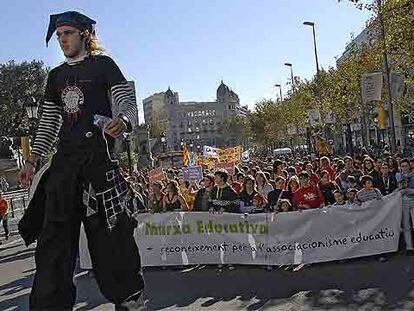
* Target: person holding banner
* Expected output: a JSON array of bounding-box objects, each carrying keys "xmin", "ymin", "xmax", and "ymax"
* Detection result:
[
  {"xmin": 163, "ymin": 180, "xmax": 188, "ymax": 212},
  {"xmin": 209, "ymin": 169, "xmax": 239, "ymax": 212},
  {"xmin": 239, "ymin": 175, "xmax": 258, "ymax": 213},
  {"xmin": 148, "ymin": 181, "xmax": 165, "ymax": 213},
  {"xmin": 194, "ymin": 174, "xmax": 214, "ymax": 212},
  {"xmin": 293, "ymin": 172, "xmax": 324, "ymax": 209}
]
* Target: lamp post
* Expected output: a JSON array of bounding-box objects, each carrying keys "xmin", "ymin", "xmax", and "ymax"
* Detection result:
[
  {"xmin": 284, "ymin": 63, "xmax": 295, "ymax": 93},
  {"xmin": 22, "ymin": 97, "xmax": 39, "ymax": 163},
  {"xmin": 303, "ymin": 21, "xmax": 320, "ymax": 75},
  {"xmin": 147, "ymin": 125, "xmax": 154, "ymax": 168},
  {"xmin": 160, "ymin": 132, "xmax": 166, "ymax": 153},
  {"xmin": 274, "ymin": 84, "xmax": 283, "ymax": 102}
]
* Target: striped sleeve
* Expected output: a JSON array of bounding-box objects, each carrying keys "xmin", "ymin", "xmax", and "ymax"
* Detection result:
[
  {"xmin": 110, "ymin": 82, "xmax": 138, "ymax": 129},
  {"xmin": 32, "ymin": 101, "xmax": 62, "ymax": 157}
]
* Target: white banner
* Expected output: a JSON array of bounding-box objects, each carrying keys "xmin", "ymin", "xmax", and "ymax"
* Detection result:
[
  {"xmin": 80, "ymin": 193, "xmax": 402, "ymax": 268},
  {"xmin": 202, "ymin": 145, "xmax": 219, "ymax": 158},
  {"xmin": 361, "ymin": 72, "xmax": 383, "ymax": 102}
]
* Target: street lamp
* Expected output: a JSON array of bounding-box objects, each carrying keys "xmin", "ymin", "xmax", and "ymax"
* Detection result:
[
  {"xmin": 274, "ymin": 84, "xmax": 283, "ymax": 102},
  {"xmin": 25, "ymin": 97, "xmax": 39, "ymax": 119},
  {"xmin": 284, "ymin": 63, "xmax": 295, "ymax": 93},
  {"xmin": 303, "ymin": 21, "xmax": 320, "ymax": 75},
  {"xmin": 160, "ymin": 132, "xmax": 166, "ymax": 153}
]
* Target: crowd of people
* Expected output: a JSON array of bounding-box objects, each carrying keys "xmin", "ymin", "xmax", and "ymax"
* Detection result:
[{"xmin": 121, "ymin": 151, "xmax": 414, "ymax": 217}]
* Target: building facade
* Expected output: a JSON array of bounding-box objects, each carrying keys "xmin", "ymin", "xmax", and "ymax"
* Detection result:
[{"xmin": 160, "ymin": 81, "xmax": 248, "ymax": 150}]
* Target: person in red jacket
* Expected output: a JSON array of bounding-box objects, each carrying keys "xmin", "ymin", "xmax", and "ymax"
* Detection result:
[
  {"xmin": 0, "ymin": 191, "xmax": 9, "ymax": 241},
  {"xmin": 293, "ymin": 172, "xmax": 324, "ymax": 210}
]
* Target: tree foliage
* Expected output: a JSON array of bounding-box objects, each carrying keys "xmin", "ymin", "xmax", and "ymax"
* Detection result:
[
  {"xmin": 0, "ymin": 60, "xmax": 48, "ymax": 138},
  {"xmin": 246, "ymin": 0, "xmax": 413, "ymax": 148}
]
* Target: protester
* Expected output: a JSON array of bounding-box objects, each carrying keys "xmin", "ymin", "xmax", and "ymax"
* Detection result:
[
  {"xmin": 375, "ymin": 162, "xmax": 398, "ymax": 195},
  {"xmin": 342, "ymin": 156, "xmax": 364, "ymax": 182},
  {"xmin": 396, "ymin": 158, "xmax": 414, "ymax": 250},
  {"xmin": 285, "ymin": 176, "xmax": 300, "ymax": 204},
  {"xmin": 180, "ymin": 180, "xmax": 197, "ymax": 211},
  {"xmin": 194, "ymin": 174, "xmax": 214, "ymax": 212},
  {"xmin": 332, "ymin": 190, "xmax": 351, "ymax": 208},
  {"xmin": 356, "ymin": 175, "xmax": 382, "ymax": 203},
  {"xmin": 346, "ymin": 188, "xmax": 358, "ymax": 204},
  {"xmin": 293, "ymin": 172, "xmax": 324, "ymax": 210},
  {"xmin": 209, "ymin": 169, "xmax": 239, "ymax": 212},
  {"xmin": 255, "ymin": 171, "xmax": 273, "ymax": 198},
  {"xmin": 275, "ymin": 199, "xmax": 293, "ymax": 213},
  {"xmin": 0, "ymin": 192, "xmax": 9, "ymax": 241},
  {"xmin": 319, "ymin": 156, "xmax": 335, "ymax": 180},
  {"xmin": 318, "ymin": 170, "xmax": 338, "ymax": 205},
  {"xmin": 251, "ymin": 193, "xmax": 267, "ymax": 213},
  {"xmin": 304, "ymin": 162, "xmax": 320, "ymax": 185},
  {"xmin": 239, "ymin": 175, "xmax": 258, "ymax": 213},
  {"xmin": 148, "ymin": 181, "xmax": 164, "ymax": 213},
  {"xmin": 267, "ymin": 176, "xmax": 288, "ymax": 211},
  {"xmin": 163, "ymin": 180, "xmax": 189, "ymax": 212}
]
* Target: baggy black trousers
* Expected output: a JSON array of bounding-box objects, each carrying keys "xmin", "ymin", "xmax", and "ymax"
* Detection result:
[{"xmin": 29, "ymin": 140, "xmax": 144, "ymax": 310}]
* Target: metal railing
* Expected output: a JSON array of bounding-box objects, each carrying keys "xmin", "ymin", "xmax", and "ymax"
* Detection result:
[{"xmin": 2, "ymin": 189, "xmax": 29, "ymax": 219}]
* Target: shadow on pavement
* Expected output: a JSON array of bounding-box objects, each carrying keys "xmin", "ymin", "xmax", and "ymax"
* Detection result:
[
  {"xmin": 0, "ymin": 272, "xmax": 34, "ymax": 311},
  {"xmin": 141, "ymin": 254, "xmax": 414, "ymax": 310}
]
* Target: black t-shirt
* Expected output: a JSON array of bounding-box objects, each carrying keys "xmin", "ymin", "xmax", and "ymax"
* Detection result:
[{"xmin": 44, "ymin": 55, "xmax": 126, "ymax": 144}]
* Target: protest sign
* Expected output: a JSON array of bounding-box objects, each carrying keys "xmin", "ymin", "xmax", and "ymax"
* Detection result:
[
  {"xmin": 215, "ymin": 162, "xmax": 235, "ymax": 175},
  {"xmin": 148, "ymin": 166, "xmax": 164, "ymax": 184},
  {"xmin": 182, "ymin": 166, "xmax": 203, "ymax": 181}
]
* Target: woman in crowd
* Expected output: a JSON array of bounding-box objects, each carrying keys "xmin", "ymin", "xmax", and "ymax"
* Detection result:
[
  {"xmin": 255, "ymin": 171, "xmax": 274, "ymax": 198},
  {"xmin": 163, "ymin": 180, "xmax": 189, "ymax": 212},
  {"xmin": 320, "ymin": 157, "xmax": 335, "ymax": 180},
  {"xmin": 284, "ymin": 176, "xmax": 300, "ymax": 204},
  {"xmin": 148, "ymin": 181, "xmax": 165, "ymax": 213},
  {"xmin": 362, "ymin": 157, "xmax": 375, "ymax": 175},
  {"xmin": 272, "ymin": 160, "xmax": 285, "ymax": 179},
  {"xmin": 275, "ymin": 198, "xmax": 293, "ymax": 213},
  {"xmin": 318, "ymin": 170, "xmax": 338, "ymax": 206},
  {"xmin": 267, "ymin": 176, "xmax": 288, "ymax": 211},
  {"xmin": 239, "ymin": 175, "xmax": 258, "ymax": 213},
  {"xmin": 179, "ymin": 180, "xmax": 198, "ymax": 211}
]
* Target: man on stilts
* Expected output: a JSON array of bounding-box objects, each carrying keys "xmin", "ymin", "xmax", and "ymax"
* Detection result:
[{"xmin": 19, "ymin": 11, "xmax": 145, "ymax": 310}]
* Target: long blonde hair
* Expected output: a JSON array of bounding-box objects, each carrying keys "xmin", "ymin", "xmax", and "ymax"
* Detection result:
[{"xmin": 87, "ymin": 35, "xmax": 105, "ymax": 56}]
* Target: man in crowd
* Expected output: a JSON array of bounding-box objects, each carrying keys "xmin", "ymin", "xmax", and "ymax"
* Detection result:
[
  {"xmin": 375, "ymin": 162, "xmax": 398, "ymax": 195},
  {"xmin": 0, "ymin": 191, "xmax": 9, "ymax": 242},
  {"xmin": 209, "ymin": 169, "xmax": 239, "ymax": 212},
  {"xmin": 194, "ymin": 174, "xmax": 215, "ymax": 211},
  {"xmin": 341, "ymin": 156, "xmax": 363, "ymax": 183},
  {"xmin": 293, "ymin": 171, "xmax": 324, "ymax": 209}
]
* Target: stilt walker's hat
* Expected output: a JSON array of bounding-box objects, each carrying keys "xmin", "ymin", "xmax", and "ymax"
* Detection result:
[{"xmin": 46, "ymin": 11, "xmax": 96, "ymax": 46}]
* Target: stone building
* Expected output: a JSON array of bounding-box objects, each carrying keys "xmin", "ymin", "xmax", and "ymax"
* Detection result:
[{"xmin": 165, "ymin": 81, "xmax": 249, "ymax": 150}]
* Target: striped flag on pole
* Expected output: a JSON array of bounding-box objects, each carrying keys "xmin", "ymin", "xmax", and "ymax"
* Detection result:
[{"xmin": 183, "ymin": 143, "xmax": 190, "ymax": 166}]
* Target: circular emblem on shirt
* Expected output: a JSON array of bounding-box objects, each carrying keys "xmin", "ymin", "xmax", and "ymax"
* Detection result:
[{"xmin": 61, "ymin": 85, "xmax": 84, "ymax": 114}]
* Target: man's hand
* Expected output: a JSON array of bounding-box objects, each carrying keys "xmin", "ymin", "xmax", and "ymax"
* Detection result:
[
  {"xmin": 105, "ymin": 117, "xmax": 126, "ymax": 138},
  {"xmin": 20, "ymin": 162, "xmax": 36, "ymax": 189}
]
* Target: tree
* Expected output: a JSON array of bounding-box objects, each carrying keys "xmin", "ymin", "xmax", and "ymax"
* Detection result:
[
  {"xmin": 220, "ymin": 115, "xmax": 251, "ymax": 146},
  {"xmin": 0, "ymin": 60, "xmax": 48, "ymax": 138}
]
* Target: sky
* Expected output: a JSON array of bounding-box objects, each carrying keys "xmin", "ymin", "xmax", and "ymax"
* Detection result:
[{"xmin": 0, "ymin": 0, "xmax": 373, "ymax": 123}]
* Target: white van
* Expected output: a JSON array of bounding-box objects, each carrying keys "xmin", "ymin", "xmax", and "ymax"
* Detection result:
[{"xmin": 273, "ymin": 148, "xmax": 292, "ymax": 157}]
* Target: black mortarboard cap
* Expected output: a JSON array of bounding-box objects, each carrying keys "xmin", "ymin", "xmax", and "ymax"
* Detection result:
[{"xmin": 46, "ymin": 11, "xmax": 96, "ymax": 46}]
